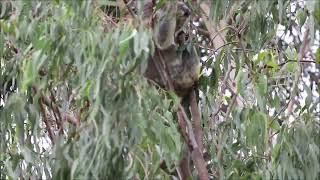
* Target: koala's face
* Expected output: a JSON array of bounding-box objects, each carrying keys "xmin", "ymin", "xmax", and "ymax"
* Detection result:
[
  {"xmin": 175, "ymin": 2, "xmax": 191, "ymax": 35},
  {"xmin": 176, "ymin": 2, "xmax": 191, "ymax": 21}
]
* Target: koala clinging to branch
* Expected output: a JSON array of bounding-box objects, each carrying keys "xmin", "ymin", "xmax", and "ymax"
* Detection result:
[{"xmin": 144, "ymin": 1, "xmax": 200, "ymax": 96}]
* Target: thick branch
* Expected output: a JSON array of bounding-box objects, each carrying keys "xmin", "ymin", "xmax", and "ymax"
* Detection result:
[
  {"xmin": 191, "ymin": 148, "xmax": 209, "ymax": 180},
  {"xmin": 189, "ymin": 89, "xmax": 204, "ymax": 152},
  {"xmin": 177, "ymin": 148, "xmax": 192, "ymax": 180},
  {"xmin": 178, "ymin": 106, "xmax": 209, "ymax": 180}
]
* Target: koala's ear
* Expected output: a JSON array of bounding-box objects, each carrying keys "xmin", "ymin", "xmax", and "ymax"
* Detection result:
[{"xmin": 177, "ymin": 2, "xmax": 191, "ymax": 17}]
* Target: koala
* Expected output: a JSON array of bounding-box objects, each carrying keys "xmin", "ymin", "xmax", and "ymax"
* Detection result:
[
  {"xmin": 144, "ymin": 1, "xmax": 200, "ymax": 96},
  {"xmin": 153, "ymin": 2, "xmax": 191, "ymax": 49},
  {"xmin": 152, "ymin": 2, "xmax": 177, "ymax": 50}
]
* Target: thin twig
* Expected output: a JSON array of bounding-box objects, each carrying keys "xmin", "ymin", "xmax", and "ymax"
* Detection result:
[
  {"xmin": 237, "ymin": 33, "xmax": 253, "ymax": 73},
  {"xmin": 210, "ymin": 26, "xmax": 237, "ymax": 46},
  {"xmin": 33, "ymin": 86, "xmax": 80, "ymax": 127},
  {"xmin": 49, "ymin": 88, "xmax": 64, "ymax": 135},
  {"xmin": 278, "ymin": 59, "xmax": 316, "ymax": 66},
  {"xmin": 262, "ymin": 60, "xmax": 317, "ymax": 70},
  {"xmin": 213, "ymin": 41, "xmax": 239, "ymax": 54},
  {"xmin": 225, "ymin": 95, "xmax": 237, "ymax": 121},
  {"xmin": 286, "ymin": 27, "xmax": 310, "ymax": 117},
  {"xmin": 211, "ymin": 61, "xmax": 233, "ymax": 122},
  {"xmin": 122, "ymin": 0, "xmax": 137, "ymax": 19}
]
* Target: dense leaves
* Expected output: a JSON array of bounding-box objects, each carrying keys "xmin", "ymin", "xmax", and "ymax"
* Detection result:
[{"xmin": 1, "ymin": 0, "xmax": 319, "ymax": 179}]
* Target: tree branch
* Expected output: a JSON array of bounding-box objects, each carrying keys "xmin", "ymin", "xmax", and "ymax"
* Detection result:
[
  {"xmin": 190, "ymin": 89, "xmax": 204, "ymax": 152},
  {"xmin": 42, "ymin": 95, "xmax": 80, "ymax": 127},
  {"xmin": 49, "ymin": 88, "xmax": 64, "ymax": 135},
  {"xmin": 286, "ymin": 27, "xmax": 310, "ymax": 117},
  {"xmin": 39, "ymin": 97, "xmax": 55, "ymax": 144},
  {"xmin": 177, "ymin": 148, "xmax": 192, "ymax": 180},
  {"xmin": 178, "ymin": 106, "xmax": 210, "ymax": 180},
  {"xmin": 153, "ymin": 49, "xmax": 210, "ymax": 179},
  {"xmin": 33, "ymin": 86, "xmax": 80, "ymax": 127}
]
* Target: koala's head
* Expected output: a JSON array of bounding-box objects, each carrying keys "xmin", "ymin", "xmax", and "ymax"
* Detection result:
[
  {"xmin": 153, "ymin": 1, "xmax": 190, "ymax": 22},
  {"xmin": 176, "ymin": 2, "xmax": 191, "ymax": 18},
  {"xmin": 175, "ymin": 2, "xmax": 191, "ymax": 34}
]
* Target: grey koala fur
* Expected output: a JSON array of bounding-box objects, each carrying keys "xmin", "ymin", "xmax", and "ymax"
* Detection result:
[
  {"xmin": 144, "ymin": 1, "xmax": 200, "ymax": 96},
  {"xmin": 153, "ymin": 2, "xmax": 191, "ymax": 49},
  {"xmin": 152, "ymin": 2, "xmax": 177, "ymax": 50}
]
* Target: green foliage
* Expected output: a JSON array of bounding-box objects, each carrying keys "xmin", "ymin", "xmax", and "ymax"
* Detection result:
[
  {"xmin": 1, "ymin": 1, "xmax": 181, "ymax": 179},
  {"xmin": 1, "ymin": 0, "xmax": 319, "ymax": 179}
]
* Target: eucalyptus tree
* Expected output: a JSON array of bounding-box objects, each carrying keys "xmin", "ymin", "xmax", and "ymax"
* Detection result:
[{"xmin": 0, "ymin": 0, "xmax": 319, "ymax": 179}]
